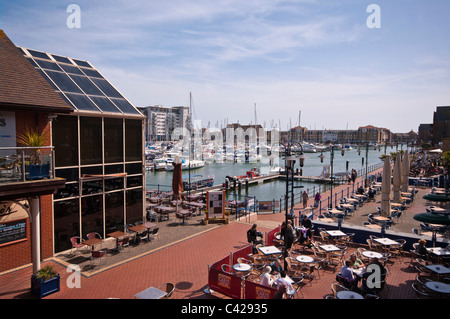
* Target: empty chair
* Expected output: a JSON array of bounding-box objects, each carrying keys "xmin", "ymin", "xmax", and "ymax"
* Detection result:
[
  {"xmin": 411, "ymin": 282, "xmax": 434, "ymax": 299},
  {"xmin": 70, "ymin": 236, "xmax": 85, "ymax": 255},
  {"xmin": 86, "ymin": 232, "xmax": 102, "ymax": 240},
  {"xmin": 150, "ymin": 227, "xmax": 159, "ymax": 241},
  {"xmin": 118, "ymin": 236, "xmax": 130, "ymax": 252},
  {"xmin": 90, "ymin": 250, "xmax": 106, "ymax": 267},
  {"xmin": 158, "ymin": 282, "xmax": 175, "ymax": 299}
]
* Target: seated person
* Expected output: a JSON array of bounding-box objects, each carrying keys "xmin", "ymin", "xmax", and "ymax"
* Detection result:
[
  {"xmin": 338, "ymin": 259, "xmax": 358, "ymax": 290},
  {"xmin": 272, "ymin": 282, "xmax": 286, "ymax": 299},
  {"xmin": 415, "ymin": 239, "xmax": 427, "ymax": 257},
  {"xmin": 247, "ymin": 224, "xmax": 263, "ymax": 245},
  {"xmin": 275, "ymin": 271, "xmax": 294, "ymax": 296},
  {"xmin": 260, "ymin": 266, "xmax": 275, "ymax": 287},
  {"xmin": 269, "ymin": 259, "xmax": 283, "ymax": 275},
  {"xmin": 348, "ymin": 253, "xmax": 365, "ymax": 269}
]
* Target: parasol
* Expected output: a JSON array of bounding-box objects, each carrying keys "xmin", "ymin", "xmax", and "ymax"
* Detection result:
[
  {"xmin": 413, "ymin": 212, "xmax": 450, "ymax": 247},
  {"xmin": 392, "ymin": 153, "xmax": 402, "ymax": 203},
  {"xmin": 381, "ymin": 155, "xmax": 391, "ymax": 217},
  {"xmin": 401, "ymin": 150, "xmax": 410, "ymax": 193},
  {"xmin": 172, "ymin": 156, "xmax": 183, "ymax": 201}
]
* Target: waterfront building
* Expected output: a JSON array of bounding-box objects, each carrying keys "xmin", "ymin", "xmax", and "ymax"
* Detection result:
[
  {"xmin": 139, "ymin": 105, "xmax": 190, "ymax": 141},
  {"xmin": 0, "ymin": 30, "xmax": 145, "ymax": 272}
]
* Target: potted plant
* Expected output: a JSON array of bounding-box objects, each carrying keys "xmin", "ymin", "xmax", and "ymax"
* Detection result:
[
  {"xmin": 16, "ymin": 127, "xmax": 50, "ymax": 179},
  {"xmin": 31, "ymin": 265, "xmax": 60, "ymax": 298}
]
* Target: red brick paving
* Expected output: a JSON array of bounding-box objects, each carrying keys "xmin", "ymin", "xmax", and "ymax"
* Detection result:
[{"xmin": 0, "ymin": 168, "xmax": 422, "ymax": 300}]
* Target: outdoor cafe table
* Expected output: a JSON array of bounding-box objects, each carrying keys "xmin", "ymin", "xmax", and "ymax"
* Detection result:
[
  {"xmin": 424, "ymin": 281, "xmax": 450, "ymax": 297},
  {"xmin": 258, "ymin": 246, "xmax": 282, "ymax": 256},
  {"xmin": 362, "ymin": 251, "xmax": 383, "ymax": 259},
  {"xmin": 233, "ymin": 263, "xmax": 252, "ymax": 272},
  {"xmin": 128, "ymin": 225, "xmax": 148, "ymax": 243},
  {"xmin": 82, "ymin": 237, "xmax": 103, "ymax": 250},
  {"xmin": 424, "ymin": 264, "xmax": 450, "ymax": 280},
  {"xmin": 318, "ymin": 217, "xmax": 334, "ymax": 223},
  {"xmin": 296, "ymin": 255, "xmax": 314, "ymax": 263},
  {"xmin": 373, "ymin": 238, "xmax": 399, "ymax": 246},
  {"xmin": 154, "ymin": 205, "xmax": 175, "ymax": 220},
  {"xmin": 427, "ymin": 247, "xmax": 450, "ymax": 263},
  {"xmin": 134, "ymin": 286, "xmax": 168, "ymax": 299},
  {"xmin": 176, "ymin": 210, "xmax": 192, "ymax": 224},
  {"xmin": 372, "ymin": 216, "xmax": 390, "ymax": 222},
  {"xmin": 107, "ymin": 231, "xmax": 127, "ymax": 250},
  {"xmin": 325, "ymin": 230, "xmax": 347, "ymax": 238},
  {"xmin": 336, "ymin": 290, "xmax": 364, "ymax": 299},
  {"xmin": 319, "ymin": 244, "xmax": 341, "ymax": 263}
]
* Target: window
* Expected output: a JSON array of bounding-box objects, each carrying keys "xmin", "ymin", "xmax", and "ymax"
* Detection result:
[
  {"xmin": 80, "ymin": 117, "xmax": 102, "ymax": 165},
  {"xmin": 104, "ymin": 118, "xmax": 123, "ymax": 163},
  {"xmin": 53, "ymin": 115, "xmax": 78, "ymax": 167},
  {"xmin": 81, "ymin": 195, "xmax": 103, "ymax": 237},
  {"xmin": 54, "ymin": 199, "xmax": 80, "ymax": 253},
  {"xmin": 125, "ymin": 119, "xmax": 142, "ymax": 162}
]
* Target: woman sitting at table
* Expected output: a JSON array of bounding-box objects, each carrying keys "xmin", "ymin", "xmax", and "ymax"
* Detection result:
[
  {"xmin": 339, "ymin": 259, "xmax": 358, "ymax": 290},
  {"xmin": 415, "ymin": 239, "xmax": 428, "ymax": 258},
  {"xmin": 348, "ymin": 253, "xmax": 365, "ymax": 269},
  {"xmin": 260, "ymin": 266, "xmax": 275, "ymax": 287},
  {"xmin": 276, "ymin": 271, "xmax": 295, "ymax": 295}
]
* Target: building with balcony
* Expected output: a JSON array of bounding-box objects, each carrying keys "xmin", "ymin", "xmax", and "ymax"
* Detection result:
[
  {"xmin": 139, "ymin": 105, "xmax": 190, "ymax": 141},
  {"xmin": 0, "ymin": 30, "xmax": 145, "ymax": 272}
]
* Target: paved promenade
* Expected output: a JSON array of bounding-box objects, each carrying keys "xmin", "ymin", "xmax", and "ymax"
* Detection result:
[{"xmin": 0, "ymin": 167, "xmax": 446, "ymax": 301}]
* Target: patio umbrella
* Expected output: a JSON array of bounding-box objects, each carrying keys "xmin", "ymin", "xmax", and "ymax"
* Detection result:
[
  {"xmin": 392, "ymin": 153, "xmax": 402, "ymax": 203},
  {"xmin": 401, "ymin": 150, "xmax": 410, "ymax": 193},
  {"xmin": 381, "ymin": 155, "xmax": 391, "ymax": 217},
  {"xmin": 413, "ymin": 212, "xmax": 450, "ymax": 246},
  {"xmin": 172, "ymin": 156, "xmax": 183, "ymax": 201}
]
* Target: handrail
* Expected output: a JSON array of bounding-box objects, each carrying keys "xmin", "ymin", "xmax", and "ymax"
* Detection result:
[{"xmin": 0, "ymin": 146, "xmax": 55, "ymax": 184}]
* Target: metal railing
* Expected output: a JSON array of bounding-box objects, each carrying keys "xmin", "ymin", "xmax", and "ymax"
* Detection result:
[{"xmin": 0, "ymin": 146, "xmax": 55, "ymax": 184}]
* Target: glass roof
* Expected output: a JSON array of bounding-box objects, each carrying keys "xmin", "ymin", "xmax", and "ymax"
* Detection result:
[{"xmin": 20, "ymin": 47, "xmax": 143, "ymax": 117}]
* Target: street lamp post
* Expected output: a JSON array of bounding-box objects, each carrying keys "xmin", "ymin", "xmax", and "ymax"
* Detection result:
[
  {"xmin": 319, "ymin": 145, "xmax": 344, "ymax": 208},
  {"xmin": 280, "ymin": 141, "xmax": 305, "ymax": 270}
]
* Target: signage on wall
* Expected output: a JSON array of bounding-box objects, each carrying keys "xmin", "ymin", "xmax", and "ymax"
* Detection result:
[{"xmin": 0, "ymin": 201, "xmax": 29, "ymax": 246}]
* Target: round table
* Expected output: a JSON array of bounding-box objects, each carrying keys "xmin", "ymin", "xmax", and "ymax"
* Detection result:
[
  {"xmin": 233, "ymin": 263, "xmax": 252, "ymax": 272},
  {"xmin": 336, "ymin": 291, "xmax": 364, "ymax": 299},
  {"xmin": 362, "ymin": 251, "xmax": 383, "ymax": 259},
  {"xmin": 296, "ymin": 255, "xmax": 314, "ymax": 263},
  {"xmin": 425, "ymin": 281, "xmax": 450, "ymax": 294}
]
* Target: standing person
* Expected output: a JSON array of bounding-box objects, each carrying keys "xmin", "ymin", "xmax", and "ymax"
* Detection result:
[
  {"xmin": 351, "ymin": 169, "xmax": 357, "ymax": 184},
  {"xmin": 302, "ymin": 190, "xmax": 309, "ymax": 208},
  {"xmin": 280, "ymin": 221, "xmax": 295, "ymax": 252},
  {"xmin": 314, "ymin": 192, "xmax": 321, "ymax": 207}
]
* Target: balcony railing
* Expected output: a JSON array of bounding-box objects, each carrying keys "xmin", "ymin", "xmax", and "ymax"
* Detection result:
[{"xmin": 0, "ymin": 146, "xmax": 55, "ymax": 185}]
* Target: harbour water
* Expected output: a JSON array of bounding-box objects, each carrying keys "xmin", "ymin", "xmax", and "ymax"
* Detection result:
[{"xmin": 145, "ymin": 146, "xmax": 407, "ymax": 202}]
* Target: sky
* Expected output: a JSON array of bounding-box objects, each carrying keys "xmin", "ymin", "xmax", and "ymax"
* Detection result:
[{"xmin": 1, "ymin": 0, "xmax": 449, "ymax": 133}]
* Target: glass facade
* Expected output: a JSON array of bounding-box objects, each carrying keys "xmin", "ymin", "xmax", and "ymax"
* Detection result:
[{"xmin": 53, "ymin": 115, "xmax": 144, "ymax": 253}]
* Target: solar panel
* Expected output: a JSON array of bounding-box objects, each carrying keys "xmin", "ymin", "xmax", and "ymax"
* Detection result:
[
  {"xmin": 59, "ymin": 64, "xmax": 84, "ymax": 75},
  {"xmin": 89, "ymin": 96, "xmax": 121, "ymax": 113},
  {"xmin": 51, "ymin": 54, "xmax": 72, "ymax": 64},
  {"xmin": 44, "ymin": 70, "xmax": 83, "ymax": 94},
  {"xmin": 21, "ymin": 47, "xmax": 143, "ymax": 116},
  {"xmin": 69, "ymin": 74, "xmax": 103, "ymax": 95},
  {"xmin": 65, "ymin": 93, "xmax": 100, "ymax": 112},
  {"xmin": 34, "ymin": 59, "xmax": 63, "ymax": 72}
]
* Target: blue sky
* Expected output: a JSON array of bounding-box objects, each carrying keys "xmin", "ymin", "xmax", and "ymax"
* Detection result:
[{"xmin": 1, "ymin": 0, "xmax": 449, "ymax": 133}]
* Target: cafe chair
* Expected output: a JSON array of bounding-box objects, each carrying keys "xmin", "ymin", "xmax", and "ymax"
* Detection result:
[
  {"xmin": 411, "ymin": 282, "xmax": 434, "ymax": 299},
  {"xmin": 118, "ymin": 236, "xmax": 130, "ymax": 252},
  {"xmin": 138, "ymin": 231, "xmax": 150, "ymax": 244},
  {"xmin": 90, "ymin": 250, "xmax": 106, "ymax": 267},
  {"xmin": 288, "ymin": 274, "xmax": 305, "ymax": 299},
  {"xmin": 331, "ymin": 282, "xmax": 348, "ymax": 298},
  {"xmin": 221, "ymin": 264, "xmax": 234, "ymax": 275},
  {"xmin": 86, "ymin": 232, "xmax": 102, "ymax": 240},
  {"xmin": 150, "ymin": 227, "xmax": 159, "ymax": 241},
  {"xmin": 158, "ymin": 282, "xmax": 175, "ymax": 299},
  {"xmin": 70, "ymin": 236, "xmax": 85, "ymax": 255}
]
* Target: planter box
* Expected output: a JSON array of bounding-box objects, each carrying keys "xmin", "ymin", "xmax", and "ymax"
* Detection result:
[
  {"xmin": 31, "ymin": 274, "xmax": 60, "ymax": 298},
  {"xmin": 27, "ymin": 163, "xmax": 50, "ymax": 180}
]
